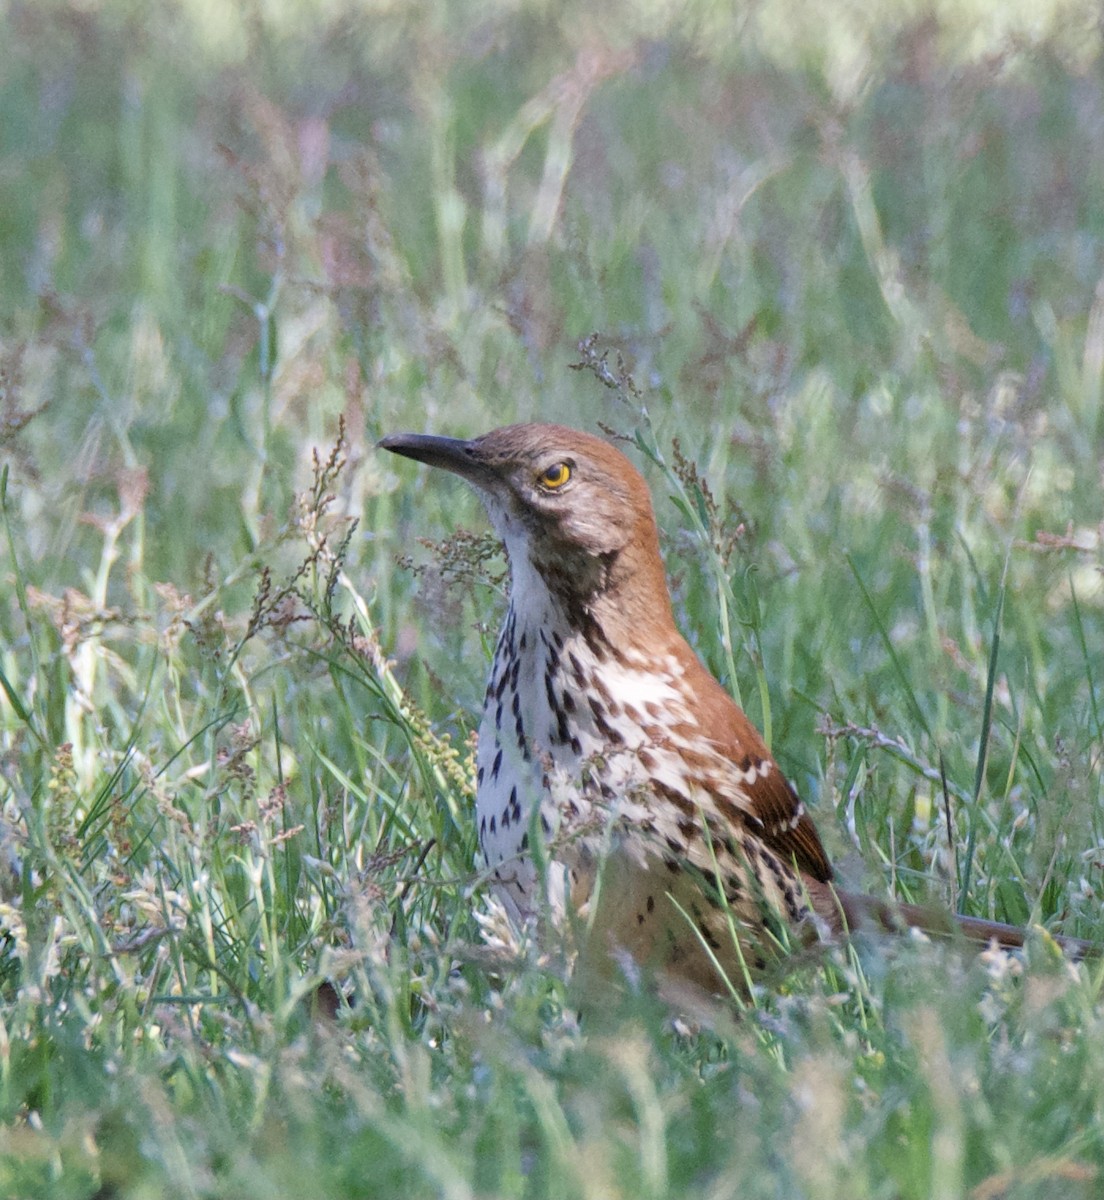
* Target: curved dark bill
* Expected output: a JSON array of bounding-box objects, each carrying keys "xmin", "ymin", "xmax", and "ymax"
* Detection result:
[{"xmin": 378, "ymin": 432, "xmax": 484, "ymax": 479}]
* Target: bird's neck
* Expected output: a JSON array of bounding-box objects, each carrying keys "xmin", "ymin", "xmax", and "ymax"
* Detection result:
[
  {"xmin": 505, "ymin": 537, "xmax": 681, "ymax": 661},
  {"xmin": 492, "ymin": 545, "xmax": 698, "ymax": 771}
]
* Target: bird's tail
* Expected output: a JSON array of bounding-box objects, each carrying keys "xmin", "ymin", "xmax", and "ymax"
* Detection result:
[{"xmin": 809, "ymin": 881, "xmax": 1097, "ymax": 961}]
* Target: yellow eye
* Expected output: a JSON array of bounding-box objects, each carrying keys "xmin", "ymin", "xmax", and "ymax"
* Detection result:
[{"xmin": 538, "ymin": 462, "xmax": 572, "ymax": 490}]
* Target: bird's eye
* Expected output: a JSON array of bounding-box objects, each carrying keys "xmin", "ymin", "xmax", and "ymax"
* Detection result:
[{"xmin": 537, "ymin": 462, "xmax": 572, "ymax": 490}]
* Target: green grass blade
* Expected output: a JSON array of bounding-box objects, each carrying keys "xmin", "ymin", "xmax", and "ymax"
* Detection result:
[{"xmin": 846, "ymin": 553, "xmax": 932, "ymax": 740}]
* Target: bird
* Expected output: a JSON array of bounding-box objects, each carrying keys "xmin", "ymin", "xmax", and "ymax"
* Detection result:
[{"xmin": 380, "ymin": 422, "xmax": 1094, "ymax": 995}]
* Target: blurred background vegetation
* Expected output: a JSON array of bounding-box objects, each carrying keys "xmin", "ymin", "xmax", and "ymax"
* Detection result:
[{"xmin": 2, "ymin": 0, "xmax": 1104, "ymax": 1196}]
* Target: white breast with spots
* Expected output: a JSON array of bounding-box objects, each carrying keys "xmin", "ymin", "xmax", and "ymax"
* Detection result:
[{"xmin": 475, "ymin": 599, "xmax": 706, "ymax": 921}]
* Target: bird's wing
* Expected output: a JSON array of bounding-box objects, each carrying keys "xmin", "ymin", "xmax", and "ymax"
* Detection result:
[{"xmin": 695, "ymin": 666, "xmax": 834, "ymax": 883}]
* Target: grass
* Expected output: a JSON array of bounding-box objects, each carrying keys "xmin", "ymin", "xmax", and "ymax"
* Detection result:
[{"xmin": 2, "ymin": 1, "xmax": 1104, "ymax": 1196}]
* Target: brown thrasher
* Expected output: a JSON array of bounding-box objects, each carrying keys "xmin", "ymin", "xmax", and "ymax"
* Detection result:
[{"xmin": 381, "ymin": 422, "xmax": 1093, "ymax": 993}]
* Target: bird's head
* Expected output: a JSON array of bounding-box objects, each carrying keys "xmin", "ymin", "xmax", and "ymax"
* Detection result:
[{"xmin": 380, "ymin": 423, "xmax": 671, "ymax": 622}]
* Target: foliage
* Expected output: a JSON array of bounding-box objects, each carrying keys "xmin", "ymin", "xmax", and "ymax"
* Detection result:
[{"xmin": 1, "ymin": 1, "xmax": 1103, "ymax": 1195}]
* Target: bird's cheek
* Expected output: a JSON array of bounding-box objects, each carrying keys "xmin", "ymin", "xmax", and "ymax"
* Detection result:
[{"xmin": 564, "ymin": 510, "xmax": 625, "ymax": 556}]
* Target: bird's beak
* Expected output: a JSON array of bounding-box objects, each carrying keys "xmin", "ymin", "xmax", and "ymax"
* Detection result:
[{"xmin": 378, "ymin": 432, "xmax": 488, "ymax": 483}]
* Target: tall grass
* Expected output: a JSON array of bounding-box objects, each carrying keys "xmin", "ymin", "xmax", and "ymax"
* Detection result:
[{"xmin": 1, "ymin": 2, "xmax": 1103, "ymax": 1196}]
